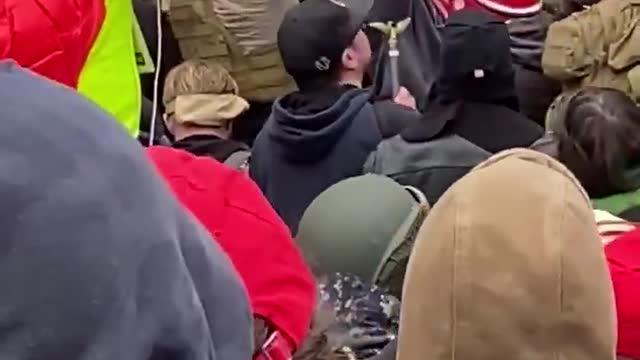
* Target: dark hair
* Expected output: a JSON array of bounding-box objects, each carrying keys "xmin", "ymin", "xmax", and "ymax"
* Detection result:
[
  {"xmin": 293, "ymin": 68, "xmax": 342, "ymax": 92},
  {"xmin": 556, "ymin": 87, "xmax": 640, "ymax": 198}
]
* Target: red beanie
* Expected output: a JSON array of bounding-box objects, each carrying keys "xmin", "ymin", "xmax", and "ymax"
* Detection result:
[
  {"xmin": 605, "ymin": 229, "xmax": 640, "ymax": 359},
  {"xmin": 475, "ymin": 0, "xmax": 541, "ymax": 16},
  {"xmin": 147, "ymin": 147, "xmax": 316, "ymax": 348},
  {"xmin": 433, "ymin": 0, "xmax": 540, "ymax": 19}
]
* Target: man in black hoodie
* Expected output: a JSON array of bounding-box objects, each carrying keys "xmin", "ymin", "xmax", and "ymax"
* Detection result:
[
  {"xmin": 429, "ymin": 0, "xmax": 560, "ymax": 126},
  {"xmin": 508, "ymin": 12, "xmax": 562, "ymax": 126},
  {"xmin": 364, "ymin": 10, "xmax": 542, "ymax": 206},
  {"xmin": 425, "ymin": 9, "xmax": 543, "ymax": 154},
  {"xmin": 366, "ymin": 0, "xmax": 442, "ymax": 108},
  {"xmin": 0, "ymin": 61, "xmax": 253, "ymax": 360},
  {"xmin": 250, "ymin": 0, "xmax": 419, "ymax": 235}
]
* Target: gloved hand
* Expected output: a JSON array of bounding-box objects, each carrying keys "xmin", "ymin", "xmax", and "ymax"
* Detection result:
[
  {"xmin": 331, "ymin": 325, "xmax": 396, "ymax": 359},
  {"xmin": 319, "ymin": 273, "xmax": 400, "ymax": 359}
]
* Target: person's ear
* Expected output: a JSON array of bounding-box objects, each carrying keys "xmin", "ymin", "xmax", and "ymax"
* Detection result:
[
  {"xmin": 341, "ymin": 47, "xmax": 358, "ymax": 71},
  {"xmin": 163, "ymin": 113, "xmax": 175, "ymax": 135}
]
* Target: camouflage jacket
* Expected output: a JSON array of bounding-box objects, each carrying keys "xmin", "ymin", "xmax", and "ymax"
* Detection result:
[
  {"xmin": 167, "ymin": 0, "xmax": 296, "ymax": 102},
  {"xmin": 542, "ymin": 0, "xmax": 640, "ymax": 101},
  {"xmin": 318, "ymin": 273, "xmax": 400, "ymax": 359}
]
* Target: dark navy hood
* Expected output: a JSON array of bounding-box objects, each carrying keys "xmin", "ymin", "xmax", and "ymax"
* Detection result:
[
  {"xmin": 268, "ymin": 86, "xmax": 371, "ymax": 163},
  {"xmin": 0, "ymin": 62, "xmax": 253, "ymax": 360}
]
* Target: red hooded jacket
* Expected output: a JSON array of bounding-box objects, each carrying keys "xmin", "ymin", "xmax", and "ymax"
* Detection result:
[
  {"xmin": 147, "ymin": 146, "xmax": 315, "ymax": 349},
  {"xmin": 605, "ymin": 229, "xmax": 640, "ymax": 359}
]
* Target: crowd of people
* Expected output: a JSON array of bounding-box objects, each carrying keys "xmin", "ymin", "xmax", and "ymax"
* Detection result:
[{"xmin": 2, "ymin": 0, "xmax": 640, "ymax": 358}]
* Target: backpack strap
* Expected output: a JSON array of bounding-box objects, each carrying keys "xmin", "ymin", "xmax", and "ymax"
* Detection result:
[
  {"xmin": 169, "ymin": 0, "xmax": 295, "ymax": 102},
  {"xmin": 224, "ymin": 150, "xmax": 251, "ymax": 171}
]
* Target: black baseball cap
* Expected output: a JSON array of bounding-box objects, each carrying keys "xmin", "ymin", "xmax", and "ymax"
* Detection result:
[{"xmin": 277, "ymin": 0, "xmax": 374, "ymax": 88}]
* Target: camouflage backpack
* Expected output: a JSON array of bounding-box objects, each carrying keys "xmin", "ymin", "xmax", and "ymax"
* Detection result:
[
  {"xmin": 167, "ymin": 0, "xmax": 296, "ymax": 102},
  {"xmin": 542, "ymin": 0, "xmax": 640, "ymax": 101},
  {"xmin": 317, "ymin": 273, "xmax": 400, "ymax": 359}
]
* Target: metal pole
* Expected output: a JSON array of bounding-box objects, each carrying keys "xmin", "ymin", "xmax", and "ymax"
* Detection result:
[{"xmin": 369, "ymin": 18, "xmax": 411, "ymax": 97}]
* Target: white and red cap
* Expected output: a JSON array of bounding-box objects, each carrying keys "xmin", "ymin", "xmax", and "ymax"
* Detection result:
[{"xmin": 433, "ymin": 0, "xmax": 541, "ymax": 19}]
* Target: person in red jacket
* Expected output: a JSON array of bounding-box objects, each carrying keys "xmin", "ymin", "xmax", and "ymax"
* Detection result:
[
  {"xmin": 605, "ymin": 228, "xmax": 640, "ymax": 359},
  {"xmin": 0, "ymin": 0, "xmax": 141, "ymax": 135},
  {"xmin": 147, "ymin": 146, "xmax": 316, "ymax": 360}
]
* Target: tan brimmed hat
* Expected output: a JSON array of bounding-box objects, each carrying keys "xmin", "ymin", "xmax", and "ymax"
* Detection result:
[{"xmin": 163, "ymin": 59, "xmax": 249, "ymax": 127}]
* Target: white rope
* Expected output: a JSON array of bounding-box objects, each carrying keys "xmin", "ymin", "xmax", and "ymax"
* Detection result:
[{"xmin": 148, "ymin": 0, "xmax": 164, "ymax": 146}]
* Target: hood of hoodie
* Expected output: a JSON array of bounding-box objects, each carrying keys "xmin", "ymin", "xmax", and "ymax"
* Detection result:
[
  {"xmin": 436, "ymin": 9, "xmax": 518, "ymax": 108},
  {"xmin": 508, "ymin": 13, "xmax": 551, "ymax": 71},
  {"xmin": 268, "ymin": 86, "xmax": 371, "ymax": 163},
  {"xmin": 147, "ymin": 146, "xmax": 316, "ymax": 348},
  {"xmin": 398, "ymin": 149, "xmax": 617, "ymax": 360},
  {"xmin": 0, "ymin": 62, "xmax": 253, "ymax": 360}
]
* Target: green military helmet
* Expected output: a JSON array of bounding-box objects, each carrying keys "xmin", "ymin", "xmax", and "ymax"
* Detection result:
[
  {"xmin": 533, "ymin": 90, "xmax": 582, "ymax": 158},
  {"xmin": 296, "ymin": 174, "xmax": 429, "ymax": 298},
  {"xmin": 545, "ymin": 90, "xmax": 580, "ymax": 134}
]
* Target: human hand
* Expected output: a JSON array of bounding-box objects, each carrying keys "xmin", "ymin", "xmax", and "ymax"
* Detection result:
[{"xmin": 393, "ymin": 87, "xmax": 416, "ymax": 110}]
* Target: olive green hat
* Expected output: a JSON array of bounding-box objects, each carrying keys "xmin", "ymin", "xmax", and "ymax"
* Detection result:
[
  {"xmin": 296, "ymin": 175, "xmax": 429, "ymax": 298},
  {"xmin": 532, "ymin": 90, "xmax": 581, "ymax": 157},
  {"xmin": 545, "ymin": 90, "xmax": 580, "ymax": 134}
]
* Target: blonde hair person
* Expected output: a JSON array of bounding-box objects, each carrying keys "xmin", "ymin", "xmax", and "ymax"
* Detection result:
[{"xmin": 163, "ymin": 59, "xmax": 251, "ymax": 167}]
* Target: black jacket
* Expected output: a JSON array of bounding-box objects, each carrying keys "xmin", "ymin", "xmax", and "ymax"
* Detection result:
[
  {"xmin": 509, "ymin": 13, "xmax": 561, "ymax": 126},
  {"xmin": 367, "ymin": 0, "xmax": 442, "ymax": 108},
  {"xmin": 365, "ymin": 103, "xmax": 490, "ymax": 205},
  {"xmin": 429, "ymin": 9, "xmax": 543, "ymax": 153},
  {"xmin": 251, "ymin": 85, "xmax": 417, "ymax": 235},
  {"xmin": 138, "ymin": 96, "xmax": 170, "ymax": 146},
  {"xmin": 173, "ymin": 134, "xmax": 250, "ymax": 163},
  {"xmin": 442, "ymin": 101, "xmax": 543, "ymax": 154},
  {"xmin": 133, "ymin": 0, "xmax": 183, "ymax": 109}
]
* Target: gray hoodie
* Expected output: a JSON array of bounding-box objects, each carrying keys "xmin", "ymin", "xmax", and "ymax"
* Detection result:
[{"xmin": 0, "ymin": 62, "xmax": 253, "ymax": 360}]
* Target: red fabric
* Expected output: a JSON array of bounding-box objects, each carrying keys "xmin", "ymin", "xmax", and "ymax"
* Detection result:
[
  {"xmin": 605, "ymin": 229, "xmax": 640, "ymax": 359},
  {"xmin": 431, "ymin": 0, "xmax": 539, "ymax": 19},
  {"xmin": 255, "ymin": 330, "xmax": 294, "ymax": 360},
  {"xmin": 432, "ymin": 0, "xmax": 485, "ymax": 20},
  {"xmin": 0, "ymin": 0, "xmax": 104, "ymax": 88},
  {"xmin": 147, "ymin": 147, "xmax": 315, "ymax": 348}
]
